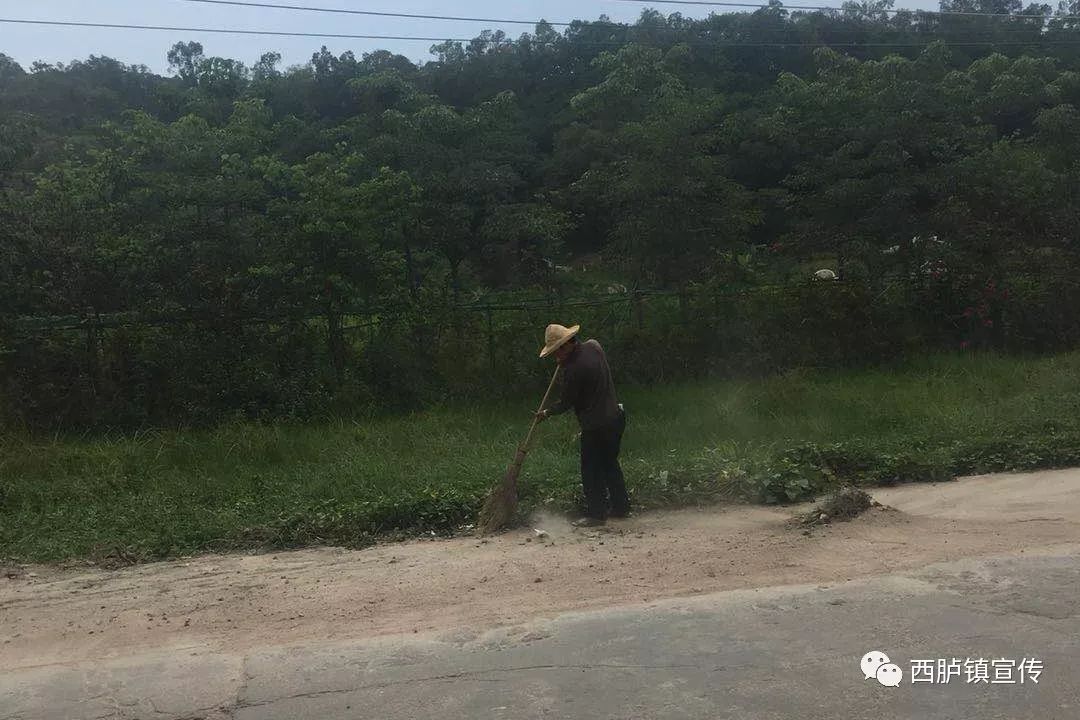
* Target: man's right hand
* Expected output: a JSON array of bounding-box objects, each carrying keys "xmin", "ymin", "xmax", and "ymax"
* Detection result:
[{"xmin": 535, "ymin": 409, "xmax": 548, "ymax": 422}]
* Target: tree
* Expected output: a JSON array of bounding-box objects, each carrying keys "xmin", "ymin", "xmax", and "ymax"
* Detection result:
[
  {"xmin": 7, "ymin": 16, "xmax": 1080, "ymax": 428},
  {"xmin": 256, "ymin": 149, "xmax": 416, "ymax": 381},
  {"xmin": 558, "ymin": 44, "xmax": 761, "ymax": 285},
  {"xmin": 167, "ymin": 41, "xmax": 204, "ymax": 85},
  {"xmin": 252, "ymin": 52, "xmax": 282, "ymax": 82},
  {"xmin": 0, "ymin": 53, "xmax": 24, "ymax": 84}
]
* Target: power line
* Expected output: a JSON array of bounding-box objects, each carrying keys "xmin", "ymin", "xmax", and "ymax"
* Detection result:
[
  {"xmin": 2, "ymin": 17, "xmax": 1076, "ymax": 47},
  {"xmin": 175, "ymin": 0, "xmax": 577, "ymax": 27},
  {"xmin": 612, "ymin": 0, "xmax": 1066, "ymax": 20},
  {"xmin": 177, "ymin": 0, "xmax": 1071, "ymax": 24},
  {"xmin": 163, "ymin": 0, "xmax": 831, "ymax": 38},
  {"xmin": 0, "ymin": 18, "xmax": 483, "ymax": 43},
  {"xmin": 168, "ymin": 0, "xmax": 1062, "ymax": 38}
]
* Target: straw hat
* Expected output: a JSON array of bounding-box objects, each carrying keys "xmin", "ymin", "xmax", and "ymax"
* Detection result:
[{"xmin": 539, "ymin": 323, "xmax": 580, "ymax": 358}]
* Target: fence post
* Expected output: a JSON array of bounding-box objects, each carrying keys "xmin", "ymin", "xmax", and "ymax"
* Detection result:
[
  {"xmin": 486, "ymin": 307, "xmax": 495, "ymax": 372},
  {"xmin": 633, "ymin": 291, "xmax": 644, "ymax": 329},
  {"xmin": 86, "ymin": 317, "xmax": 99, "ymax": 402}
]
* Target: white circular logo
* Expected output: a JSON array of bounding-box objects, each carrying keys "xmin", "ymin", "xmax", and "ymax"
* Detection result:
[{"xmin": 861, "ymin": 650, "xmax": 891, "ymax": 680}]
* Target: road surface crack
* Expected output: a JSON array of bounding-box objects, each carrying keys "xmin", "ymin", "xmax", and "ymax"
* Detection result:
[{"xmin": 237, "ymin": 663, "xmax": 716, "ymax": 709}]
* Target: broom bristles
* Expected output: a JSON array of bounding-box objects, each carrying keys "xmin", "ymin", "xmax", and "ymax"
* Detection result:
[
  {"xmin": 477, "ymin": 463, "xmax": 521, "ymax": 535},
  {"xmin": 478, "ymin": 365, "xmax": 559, "ymax": 535}
]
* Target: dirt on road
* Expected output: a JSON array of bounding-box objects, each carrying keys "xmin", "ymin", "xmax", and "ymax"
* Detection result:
[{"xmin": 4, "ymin": 469, "xmax": 1080, "ymax": 670}]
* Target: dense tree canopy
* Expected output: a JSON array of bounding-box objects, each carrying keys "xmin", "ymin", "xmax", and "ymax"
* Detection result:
[{"xmin": 4, "ymin": 4, "xmax": 1080, "ymax": 428}]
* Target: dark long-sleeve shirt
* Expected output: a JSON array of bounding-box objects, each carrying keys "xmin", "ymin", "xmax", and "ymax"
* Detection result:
[{"xmin": 545, "ymin": 339, "xmax": 620, "ymax": 431}]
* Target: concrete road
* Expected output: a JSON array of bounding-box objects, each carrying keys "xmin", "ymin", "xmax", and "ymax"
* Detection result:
[{"xmin": 5, "ymin": 547, "xmax": 1079, "ymax": 720}]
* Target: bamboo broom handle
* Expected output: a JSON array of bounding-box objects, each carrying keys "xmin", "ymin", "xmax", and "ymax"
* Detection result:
[{"xmin": 519, "ymin": 366, "xmax": 561, "ymax": 453}]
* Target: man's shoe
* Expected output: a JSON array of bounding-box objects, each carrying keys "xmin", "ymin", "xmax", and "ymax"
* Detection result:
[
  {"xmin": 572, "ymin": 517, "xmax": 606, "ymax": 528},
  {"xmin": 609, "ymin": 509, "xmax": 631, "ymax": 519}
]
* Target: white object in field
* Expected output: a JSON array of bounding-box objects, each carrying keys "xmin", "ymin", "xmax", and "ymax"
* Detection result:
[
  {"xmin": 533, "ymin": 528, "xmax": 548, "ymax": 538},
  {"xmin": 813, "ymin": 269, "xmax": 838, "ymax": 281},
  {"xmin": 911, "ymin": 234, "xmax": 943, "ymax": 245}
]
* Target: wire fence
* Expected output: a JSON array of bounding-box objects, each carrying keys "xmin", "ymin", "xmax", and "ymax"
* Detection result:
[
  {"xmin": 5, "ymin": 283, "xmax": 801, "ymax": 374},
  {"xmin": 7, "ymin": 283, "xmax": 794, "ymax": 332},
  {"xmin": 7, "ymin": 274, "xmax": 1080, "ymax": 429}
]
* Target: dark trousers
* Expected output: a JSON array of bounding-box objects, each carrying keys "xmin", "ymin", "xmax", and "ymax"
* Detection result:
[{"xmin": 580, "ymin": 408, "xmax": 629, "ymax": 519}]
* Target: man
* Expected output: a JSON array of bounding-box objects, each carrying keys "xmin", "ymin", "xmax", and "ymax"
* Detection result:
[{"xmin": 536, "ymin": 323, "xmax": 629, "ymax": 527}]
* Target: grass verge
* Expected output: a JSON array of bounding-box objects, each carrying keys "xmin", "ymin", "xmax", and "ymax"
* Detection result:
[{"xmin": 4, "ymin": 351, "xmax": 1080, "ymax": 564}]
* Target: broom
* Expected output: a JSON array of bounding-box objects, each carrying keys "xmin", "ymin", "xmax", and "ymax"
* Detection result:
[{"xmin": 477, "ymin": 366, "xmax": 562, "ymax": 534}]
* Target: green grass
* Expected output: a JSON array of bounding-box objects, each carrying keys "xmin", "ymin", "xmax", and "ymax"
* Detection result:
[{"xmin": 5, "ymin": 351, "xmax": 1080, "ymax": 564}]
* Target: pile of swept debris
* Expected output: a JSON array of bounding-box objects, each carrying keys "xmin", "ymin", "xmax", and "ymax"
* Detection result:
[{"xmin": 798, "ymin": 486, "xmax": 890, "ymax": 527}]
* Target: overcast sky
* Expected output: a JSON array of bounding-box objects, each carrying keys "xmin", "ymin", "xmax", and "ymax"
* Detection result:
[{"xmin": 2, "ymin": 0, "xmax": 942, "ymax": 74}]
